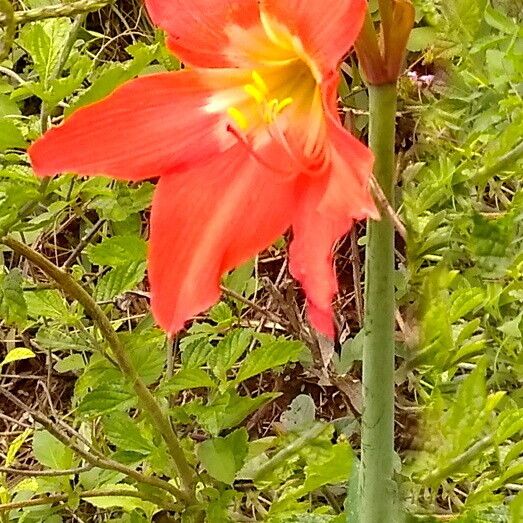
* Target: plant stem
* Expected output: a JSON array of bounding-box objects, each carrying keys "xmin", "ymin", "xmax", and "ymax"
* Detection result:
[
  {"xmin": 252, "ymin": 423, "xmax": 328, "ymax": 482},
  {"xmin": 0, "ymin": 0, "xmax": 114, "ymax": 26},
  {"xmin": 359, "ymin": 83, "xmax": 398, "ymax": 523},
  {"xmin": 472, "ymin": 139, "xmax": 523, "ymax": 184},
  {"xmin": 0, "ymin": 236, "xmax": 196, "ymax": 502},
  {"xmin": 0, "ymin": 488, "xmax": 177, "ymax": 512},
  {"xmin": 422, "ymin": 434, "xmax": 494, "ymax": 486}
]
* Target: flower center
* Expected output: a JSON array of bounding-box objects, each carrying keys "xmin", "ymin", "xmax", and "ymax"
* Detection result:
[
  {"xmin": 205, "ymin": 12, "xmax": 327, "ymax": 176},
  {"xmin": 226, "ymin": 70, "xmax": 295, "ymax": 131}
]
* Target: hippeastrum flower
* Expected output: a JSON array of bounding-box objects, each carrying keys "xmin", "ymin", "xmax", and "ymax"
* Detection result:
[{"xmin": 29, "ymin": 0, "xmax": 378, "ymax": 338}]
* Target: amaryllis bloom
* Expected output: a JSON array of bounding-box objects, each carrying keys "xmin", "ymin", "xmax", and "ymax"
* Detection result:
[{"xmin": 29, "ymin": 0, "xmax": 378, "ymax": 338}]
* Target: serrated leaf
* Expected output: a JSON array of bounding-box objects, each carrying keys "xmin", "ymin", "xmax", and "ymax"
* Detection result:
[
  {"xmin": 1, "ymin": 348, "xmax": 35, "ymax": 367},
  {"xmin": 161, "ymin": 368, "xmax": 217, "ymax": 394},
  {"xmin": 69, "ymin": 42, "xmax": 159, "ymax": 114},
  {"xmin": 122, "ymin": 328, "xmax": 166, "ymax": 385},
  {"xmin": 19, "ymin": 19, "xmax": 72, "ymax": 86},
  {"xmin": 33, "ymin": 430, "xmax": 74, "ymax": 470},
  {"xmin": 25, "ymin": 289, "xmax": 72, "ymax": 321},
  {"xmin": 302, "ymin": 441, "xmax": 353, "ymax": 493},
  {"xmin": 198, "ymin": 428, "xmax": 248, "ymax": 484},
  {"xmin": 208, "ymin": 329, "xmax": 252, "ymax": 381},
  {"xmin": 236, "ymin": 338, "xmax": 303, "ymax": 383},
  {"xmin": 185, "ymin": 390, "xmax": 280, "ymax": 435},
  {"xmin": 103, "ymin": 412, "xmax": 153, "ymax": 455},
  {"xmin": 54, "ymin": 354, "xmax": 85, "ymax": 374},
  {"xmin": 87, "ymin": 235, "xmax": 147, "ymax": 267},
  {"xmin": 0, "ymin": 119, "xmax": 26, "ymax": 151},
  {"xmin": 94, "ymin": 261, "xmax": 146, "ymax": 301},
  {"xmin": 77, "ymin": 384, "xmax": 135, "ymax": 416},
  {"xmin": 208, "ymin": 302, "xmax": 233, "ymax": 324},
  {"xmin": 0, "ymin": 269, "xmax": 27, "ymax": 326},
  {"xmin": 36, "ymin": 326, "xmax": 93, "ymax": 352},
  {"xmin": 181, "ymin": 338, "xmax": 214, "ymax": 369}
]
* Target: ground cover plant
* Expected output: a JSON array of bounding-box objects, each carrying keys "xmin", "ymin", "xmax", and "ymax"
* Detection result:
[{"xmin": 0, "ymin": 0, "xmax": 522, "ymax": 522}]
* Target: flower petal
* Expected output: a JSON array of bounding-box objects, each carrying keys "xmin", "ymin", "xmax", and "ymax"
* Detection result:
[
  {"xmin": 145, "ymin": 0, "xmax": 260, "ymax": 67},
  {"xmin": 261, "ymin": 0, "xmax": 366, "ymax": 75},
  {"xmin": 319, "ymin": 115, "xmax": 378, "ymax": 222},
  {"xmin": 289, "ymin": 176, "xmax": 350, "ymax": 339},
  {"xmin": 289, "ymin": 111, "xmax": 376, "ymax": 338},
  {"xmin": 29, "ymin": 71, "xmax": 228, "ymax": 181},
  {"xmin": 148, "ymin": 144, "xmax": 296, "ymax": 333}
]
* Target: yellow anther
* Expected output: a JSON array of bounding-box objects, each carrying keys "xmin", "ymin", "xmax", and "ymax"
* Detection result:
[
  {"xmin": 252, "ymin": 71, "xmax": 269, "ymax": 96},
  {"xmin": 227, "ymin": 106, "xmax": 249, "ymax": 130},
  {"xmin": 276, "ymin": 97, "xmax": 293, "ymax": 113},
  {"xmin": 244, "ymin": 84, "xmax": 265, "ymax": 105}
]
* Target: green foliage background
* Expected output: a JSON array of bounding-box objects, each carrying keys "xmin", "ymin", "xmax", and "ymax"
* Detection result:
[{"xmin": 0, "ymin": 0, "xmax": 522, "ymax": 521}]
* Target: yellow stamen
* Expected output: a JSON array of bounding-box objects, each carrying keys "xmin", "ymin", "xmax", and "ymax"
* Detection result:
[
  {"xmin": 276, "ymin": 97, "xmax": 293, "ymax": 113},
  {"xmin": 244, "ymin": 84, "xmax": 265, "ymax": 105},
  {"xmin": 252, "ymin": 71, "xmax": 269, "ymax": 96},
  {"xmin": 227, "ymin": 107, "xmax": 249, "ymax": 130}
]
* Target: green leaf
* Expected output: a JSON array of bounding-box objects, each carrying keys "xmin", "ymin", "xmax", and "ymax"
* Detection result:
[
  {"xmin": 122, "ymin": 328, "xmax": 166, "ymax": 385},
  {"xmin": 236, "ymin": 338, "xmax": 304, "ymax": 383},
  {"xmin": 185, "ymin": 391, "xmax": 280, "ymax": 435},
  {"xmin": 0, "ymin": 269, "xmax": 27, "ymax": 326},
  {"xmin": 280, "ymin": 395, "xmax": 316, "ymax": 433},
  {"xmin": 5, "ymin": 429, "xmax": 32, "ymax": 467},
  {"xmin": 302, "ymin": 441, "xmax": 353, "ymax": 493},
  {"xmin": 161, "ymin": 368, "xmax": 217, "ymax": 394},
  {"xmin": 77, "ymin": 384, "xmax": 135, "ymax": 416},
  {"xmin": 198, "ymin": 428, "xmax": 249, "ymax": 484},
  {"xmin": 33, "ymin": 430, "xmax": 74, "ymax": 470},
  {"xmin": 496, "ymin": 408, "xmax": 523, "ymax": 444},
  {"xmin": 19, "ymin": 19, "xmax": 72, "ymax": 86},
  {"xmin": 510, "ymin": 491, "xmax": 523, "ymax": 523},
  {"xmin": 87, "ymin": 235, "xmax": 147, "ymax": 267},
  {"xmin": 208, "ymin": 302, "xmax": 233, "ymax": 324},
  {"xmin": 83, "ymin": 484, "xmax": 155, "ymax": 513},
  {"xmin": 0, "ymin": 119, "xmax": 26, "ymax": 151},
  {"xmin": 103, "ymin": 412, "xmax": 153, "ymax": 455},
  {"xmin": 0, "ymin": 94, "xmax": 20, "ymax": 117},
  {"xmin": 94, "ymin": 261, "xmax": 146, "ymax": 301},
  {"xmin": 181, "ymin": 338, "xmax": 214, "ymax": 369},
  {"xmin": 208, "ymin": 329, "xmax": 252, "ymax": 381},
  {"xmin": 0, "ymin": 347, "xmax": 35, "ymax": 367},
  {"xmin": 224, "ymin": 260, "xmax": 254, "ymax": 297},
  {"xmin": 407, "ymin": 26, "xmax": 438, "ymax": 51},
  {"xmin": 54, "ymin": 354, "xmax": 86, "ymax": 374},
  {"xmin": 69, "ymin": 42, "xmax": 160, "ymax": 114},
  {"xmin": 25, "ymin": 289, "xmax": 73, "ymax": 321}
]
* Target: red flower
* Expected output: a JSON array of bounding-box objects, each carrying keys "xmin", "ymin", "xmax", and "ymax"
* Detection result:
[{"xmin": 29, "ymin": 0, "xmax": 378, "ymax": 338}]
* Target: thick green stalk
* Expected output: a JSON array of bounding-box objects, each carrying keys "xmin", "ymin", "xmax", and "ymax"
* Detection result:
[{"xmin": 360, "ymin": 83, "xmax": 398, "ymax": 523}]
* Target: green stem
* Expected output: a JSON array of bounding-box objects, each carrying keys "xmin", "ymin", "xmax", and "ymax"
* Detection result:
[
  {"xmin": 0, "ymin": 0, "xmax": 114, "ymax": 26},
  {"xmin": 252, "ymin": 424, "xmax": 328, "ymax": 482},
  {"xmin": 359, "ymin": 83, "xmax": 398, "ymax": 523},
  {"xmin": 0, "ymin": 236, "xmax": 196, "ymax": 502},
  {"xmin": 0, "ymin": 488, "xmax": 177, "ymax": 512},
  {"xmin": 472, "ymin": 139, "xmax": 523, "ymax": 184},
  {"xmin": 422, "ymin": 434, "xmax": 494, "ymax": 486}
]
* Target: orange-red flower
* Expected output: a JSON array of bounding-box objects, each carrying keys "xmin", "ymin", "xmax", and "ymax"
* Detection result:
[{"xmin": 29, "ymin": 0, "xmax": 378, "ymax": 338}]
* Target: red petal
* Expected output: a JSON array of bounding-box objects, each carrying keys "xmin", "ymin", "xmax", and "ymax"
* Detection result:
[
  {"xmin": 261, "ymin": 0, "xmax": 366, "ymax": 76},
  {"xmin": 29, "ymin": 72, "xmax": 227, "ymax": 181},
  {"xmin": 145, "ymin": 0, "xmax": 260, "ymax": 67},
  {"xmin": 289, "ymin": 108, "xmax": 376, "ymax": 339},
  {"xmin": 148, "ymin": 144, "xmax": 296, "ymax": 333},
  {"xmin": 289, "ymin": 176, "xmax": 349, "ymax": 339},
  {"xmin": 319, "ymin": 115, "xmax": 378, "ymax": 222}
]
